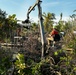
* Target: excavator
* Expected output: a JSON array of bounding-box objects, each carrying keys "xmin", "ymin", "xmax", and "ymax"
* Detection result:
[
  {"xmin": 21, "ymin": 0, "xmax": 45, "ymax": 58},
  {"xmin": 21, "ymin": 0, "xmax": 62, "ymax": 59}
]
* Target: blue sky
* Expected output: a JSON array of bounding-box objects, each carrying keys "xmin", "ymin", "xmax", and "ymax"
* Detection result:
[{"xmin": 0, "ymin": 0, "xmax": 76, "ymax": 22}]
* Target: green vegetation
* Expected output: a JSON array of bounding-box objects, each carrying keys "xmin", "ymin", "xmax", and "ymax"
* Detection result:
[
  {"xmin": 0, "ymin": 9, "xmax": 18, "ymax": 42},
  {"xmin": 0, "ymin": 9, "xmax": 76, "ymax": 75}
]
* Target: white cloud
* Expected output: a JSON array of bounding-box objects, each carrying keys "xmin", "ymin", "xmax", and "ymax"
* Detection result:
[
  {"xmin": 28, "ymin": 16, "xmax": 70, "ymax": 23},
  {"xmin": 54, "ymin": 16, "xmax": 70, "ymax": 22},
  {"xmin": 17, "ymin": 15, "xmax": 39, "ymax": 23},
  {"xmin": 30, "ymin": 16, "xmax": 38, "ymax": 23}
]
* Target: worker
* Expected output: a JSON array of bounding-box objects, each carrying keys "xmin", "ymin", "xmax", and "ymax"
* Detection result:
[{"xmin": 48, "ymin": 26, "xmax": 60, "ymax": 47}]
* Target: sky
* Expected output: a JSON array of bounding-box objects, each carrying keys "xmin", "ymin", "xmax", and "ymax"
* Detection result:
[{"xmin": 0, "ymin": 0, "xmax": 76, "ymax": 23}]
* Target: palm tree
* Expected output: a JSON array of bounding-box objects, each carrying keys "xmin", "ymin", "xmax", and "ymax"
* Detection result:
[
  {"xmin": 0, "ymin": 9, "xmax": 7, "ymax": 41},
  {"xmin": 73, "ymin": 10, "xmax": 76, "ymax": 12},
  {"xmin": 56, "ymin": 13, "xmax": 66, "ymax": 32},
  {"xmin": 43, "ymin": 12, "xmax": 55, "ymax": 33},
  {"xmin": 60, "ymin": 13, "xmax": 63, "ymax": 21}
]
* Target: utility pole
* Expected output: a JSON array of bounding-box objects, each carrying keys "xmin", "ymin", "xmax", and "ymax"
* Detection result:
[{"xmin": 23, "ymin": 0, "xmax": 46, "ymax": 59}]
